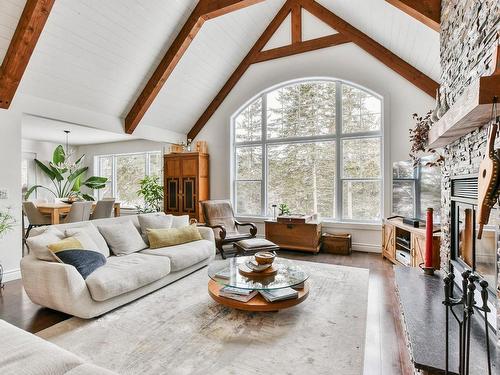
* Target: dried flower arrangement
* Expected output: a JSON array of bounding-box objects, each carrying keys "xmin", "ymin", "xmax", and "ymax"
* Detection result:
[{"xmin": 409, "ymin": 111, "xmax": 444, "ymax": 167}]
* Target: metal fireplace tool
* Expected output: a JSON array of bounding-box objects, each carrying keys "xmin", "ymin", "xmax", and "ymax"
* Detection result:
[{"xmin": 442, "ymin": 271, "xmax": 492, "ymax": 375}]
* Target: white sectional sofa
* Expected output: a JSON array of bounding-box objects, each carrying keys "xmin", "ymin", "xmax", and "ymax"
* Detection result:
[
  {"xmin": 0, "ymin": 319, "xmax": 117, "ymax": 375},
  {"xmin": 21, "ymin": 213, "xmax": 215, "ymax": 319}
]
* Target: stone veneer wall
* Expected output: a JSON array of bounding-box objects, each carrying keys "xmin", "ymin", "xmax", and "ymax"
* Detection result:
[{"xmin": 439, "ymin": 0, "xmax": 499, "ymax": 343}]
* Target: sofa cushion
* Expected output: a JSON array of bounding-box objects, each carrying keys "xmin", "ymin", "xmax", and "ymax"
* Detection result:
[
  {"xmin": 147, "ymin": 225, "xmax": 202, "ymax": 249},
  {"xmin": 65, "ymin": 363, "xmax": 118, "ymax": 375},
  {"xmin": 138, "ymin": 213, "xmax": 173, "ymax": 244},
  {"xmin": 97, "ymin": 220, "xmax": 147, "ymax": 256},
  {"xmin": 0, "ymin": 319, "xmax": 84, "ymax": 375},
  {"xmin": 140, "ymin": 239, "xmax": 213, "ymax": 272},
  {"xmin": 85, "ymin": 253, "xmax": 171, "ymax": 301},
  {"xmin": 26, "ymin": 227, "xmax": 65, "ymax": 261},
  {"xmin": 168, "ymin": 214, "xmax": 190, "ymax": 228}
]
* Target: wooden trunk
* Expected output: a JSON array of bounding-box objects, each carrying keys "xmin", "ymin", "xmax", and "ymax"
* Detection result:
[
  {"xmin": 264, "ymin": 220, "xmax": 322, "ymax": 253},
  {"xmin": 163, "ymin": 152, "xmax": 209, "ymax": 222}
]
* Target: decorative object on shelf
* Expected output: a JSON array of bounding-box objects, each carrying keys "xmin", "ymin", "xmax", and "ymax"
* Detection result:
[
  {"xmin": 431, "ymin": 88, "xmax": 440, "ymax": 123},
  {"xmin": 409, "ymin": 111, "xmax": 444, "ymax": 167},
  {"xmin": 477, "ymin": 98, "xmax": 499, "ymax": 239},
  {"xmin": 443, "ymin": 271, "xmax": 492, "ymax": 375},
  {"xmin": 169, "ymin": 144, "xmax": 184, "ymax": 153},
  {"xmin": 25, "ymin": 132, "xmax": 108, "ymax": 201},
  {"xmin": 136, "ymin": 175, "xmax": 164, "ymax": 213},
  {"xmin": 0, "ymin": 207, "xmax": 16, "ymax": 290},
  {"xmin": 186, "ymin": 138, "xmax": 193, "ymax": 152},
  {"xmin": 195, "ymin": 141, "xmax": 208, "ymax": 154},
  {"xmin": 278, "ymin": 203, "xmax": 290, "ymax": 216},
  {"xmin": 437, "ymin": 88, "xmax": 449, "ymax": 119},
  {"xmin": 421, "ymin": 208, "xmax": 434, "ymax": 275}
]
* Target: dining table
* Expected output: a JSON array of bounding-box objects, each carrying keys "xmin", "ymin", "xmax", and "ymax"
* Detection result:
[{"xmin": 36, "ymin": 202, "xmax": 121, "ymax": 224}]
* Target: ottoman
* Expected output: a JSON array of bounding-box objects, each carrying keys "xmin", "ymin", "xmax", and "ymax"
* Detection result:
[{"xmin": 234, "ymin": 238, "xmax": 279, "ymax": 256}]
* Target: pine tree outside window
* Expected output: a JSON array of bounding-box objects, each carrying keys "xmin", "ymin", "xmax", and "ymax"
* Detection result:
[{"xmin": 232, "ymin": 79, "xmax": 383, "ymax": 223}]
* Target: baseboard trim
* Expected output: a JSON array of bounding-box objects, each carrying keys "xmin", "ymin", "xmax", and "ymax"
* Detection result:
[
  {"xmin": 352, "ymin": 242, "xmax": 381, "ymax": 253},
  {"xmin": 2, "ymin": 268, "xmax": 21, "ymax": 283}
]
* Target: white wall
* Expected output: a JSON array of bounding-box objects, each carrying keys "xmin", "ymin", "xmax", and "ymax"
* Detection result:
[
  {"xmin": 0, "ymin": 110, "xmax": 22, "ymax": 282},
  {"xmin": 196, "ymin": 44, "xmax": 435, "ymax": 252}
]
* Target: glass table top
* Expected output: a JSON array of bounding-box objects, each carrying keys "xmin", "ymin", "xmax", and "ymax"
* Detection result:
[{"xmin": 208, "ymin": 256, "xmax": 309, "ymax": 290}]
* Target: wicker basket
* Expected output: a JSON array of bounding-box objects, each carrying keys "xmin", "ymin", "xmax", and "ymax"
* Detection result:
[{"xmin": 322, "ymin": 233, "xmax": 352, "ymax": 255}]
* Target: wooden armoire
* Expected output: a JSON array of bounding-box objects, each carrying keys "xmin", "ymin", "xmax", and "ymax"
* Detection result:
[{"xmin": 163, "ymin": 152, "xmax": 209, "ymax": 222}]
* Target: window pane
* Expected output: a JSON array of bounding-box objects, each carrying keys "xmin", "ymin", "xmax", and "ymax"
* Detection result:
[
  {"xmin": 267, "ymin": 82, "xmax": 336, "ymax": 139},
  {"xmin": 149, "ymin": 152, "xmax": 162, "ymax": 178},
  {"xmin": 235, "ymin": 98, "xmax": 262, "ymax": 142},
  {"xmin": 342, "ymin": 85, "xmax": 381, "ymax": 133},
  {"xmin": 116, "ymin": 154, "xmax": 146, "ymax": 207},
  {"xmin": 342, "ymin": 181, "xmax": 381, "ymax": 221},
  {"xmin": 235, "ymin": 146, "xmax": 262, "ymax": 180},
  {"xmin": 343, "ymin": 138, "xmax": 381, "ymax": 178},
  {"xmin": 419, "ymin": 163, "xmax": 441, "ymax": 223},
  {"xmin": 267, "ymin": 141, "xmax": 336, "ymax": 218},
  {"xmin": 236, "ymin": 181, "xmax": 261, "ymax": 215},
  {"xmin": 393, "ymin": 180, "xmax": 415, "ymax": 217},
  {"xmin": 393, "ymin": 160, "xmax": 415, "ymax": 179},
  {"xmin": 99, "ymin": 156, "xmax": 114, "ymax": 199}
]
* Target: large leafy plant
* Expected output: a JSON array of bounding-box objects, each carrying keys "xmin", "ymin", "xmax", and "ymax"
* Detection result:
[
  {"xmin": 136, "ymin": 175, "xmax": 163, "ymax": 213},
  {"xmin": 25, "ymin": 145, "xmax": 108, "ymax": 201},
  {"xmin": 0, "ymin": 208, "xmax": 15, "ymax": 238}
]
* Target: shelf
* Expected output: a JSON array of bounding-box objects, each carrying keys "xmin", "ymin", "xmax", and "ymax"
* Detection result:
[{"xmin": 428, "ymin": 45, "xmax": 500, "ymax": 148}]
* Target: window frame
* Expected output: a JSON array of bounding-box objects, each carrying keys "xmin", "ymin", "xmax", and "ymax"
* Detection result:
[
  {"xmin": 94, "ymin": 150, "xmax": 162, "ymax": 208},
  {"xmin": 231, "ymin": 78, "xmax": 384, "ymax": 224}
]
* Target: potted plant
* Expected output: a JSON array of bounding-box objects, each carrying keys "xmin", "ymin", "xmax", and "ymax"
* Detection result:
[
  {"xmin": 0, "ymin": 208, "xmax": 15, "ymax": 289},
  {"xmin": 136, "ymin": 175, "xmax": 164, "ymax": 213},
  {"xmin": 25, "ymin": 145, "xmax": 108, "ymax": 201}
]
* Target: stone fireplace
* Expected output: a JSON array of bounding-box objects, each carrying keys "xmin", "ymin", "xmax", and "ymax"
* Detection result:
[{"xmin": 439, "ymin": 0, "xmax": 499, "ymax": 339}]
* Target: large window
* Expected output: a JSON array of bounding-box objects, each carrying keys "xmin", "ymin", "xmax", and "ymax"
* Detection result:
[
  {"xmin": 95, "ymin": 151, "xmax": 162, "ymax": 208},
  {"xmin": 232, "ymin": 79, "xmax": 383, "ymax": 222}
]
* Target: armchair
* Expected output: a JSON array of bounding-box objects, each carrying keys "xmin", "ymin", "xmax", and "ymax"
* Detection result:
[{"xmin": 201, "ymin": 200, "xmax": 257, "ymax": 258}]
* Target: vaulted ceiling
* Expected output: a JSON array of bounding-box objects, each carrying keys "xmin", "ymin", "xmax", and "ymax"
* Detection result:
[{"xmin": 0, "ymin": 0, "xmax": 440, "ymax": 140}]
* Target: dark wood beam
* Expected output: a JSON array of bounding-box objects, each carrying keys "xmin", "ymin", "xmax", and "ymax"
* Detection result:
[
  {"xmin": 187, "ymin": 1, "xmax": 293, "ymax": 140},
  {"xmin": 125, "ymin": 0, "xmax": 265, "ymax": 134},
  {"xmin": 301, "ymin": 0, "xmax": 438, "ymax": 97},
  {"xmin": 0, "ymin": 0, "xmax": 55, "ymax": 109},
  {"xmin": 291, "ymin": 1, "xmax": 302, "ymax": 44},
  {"xmin": 385, "ymin": 0, "xmax": 440, "ymax": 32},
  {"xmin": 252, "ymin": 33, "xmax": 350, "ymax": 63}
]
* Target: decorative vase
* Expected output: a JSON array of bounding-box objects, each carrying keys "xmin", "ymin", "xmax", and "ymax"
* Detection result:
[
  {"xmin": 431, "ymin": 89, "xmax": 440, "ymax": 123},
  {"xmin": 437, "ymin": 89, "xmax": 449, "ymax": 119}
]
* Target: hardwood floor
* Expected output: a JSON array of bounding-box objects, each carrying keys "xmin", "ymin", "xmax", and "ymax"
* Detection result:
[{"xmin": 0, "ymin": 251, "xmax": 411, "ymax": 375}]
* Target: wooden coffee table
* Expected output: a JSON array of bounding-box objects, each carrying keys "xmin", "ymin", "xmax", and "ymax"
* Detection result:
[{"xmin": 207, "ymin": 256, "xmax": 310, "ymax": 312}]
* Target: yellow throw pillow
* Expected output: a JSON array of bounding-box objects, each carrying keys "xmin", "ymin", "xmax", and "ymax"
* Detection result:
[
  {"xmin": 147, "ymin": 225, "xmax": 203, "ymax": 249},
  {"xmin": 48, "ymin": 237, "xmax": 83, "ymax": 254}
]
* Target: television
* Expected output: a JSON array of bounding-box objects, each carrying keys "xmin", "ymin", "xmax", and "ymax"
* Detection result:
[{"xmin": 392, "ymin": 156, "xmax": 442, "ymax": 223}]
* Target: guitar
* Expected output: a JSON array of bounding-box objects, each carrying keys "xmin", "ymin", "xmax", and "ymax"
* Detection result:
[{"xmin": 477, "ymin": 118, "xmax": 500, "ymax": 239}]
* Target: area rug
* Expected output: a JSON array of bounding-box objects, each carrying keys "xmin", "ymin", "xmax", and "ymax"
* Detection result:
[{"xmin": 38, "ymin": 260, "xmax": 369, "ymax": 375}]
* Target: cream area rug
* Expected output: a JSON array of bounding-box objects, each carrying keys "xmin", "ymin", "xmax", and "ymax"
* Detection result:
[{"xmin": 38, "ymin": 260, "xmax": 369, "ymax": 375}]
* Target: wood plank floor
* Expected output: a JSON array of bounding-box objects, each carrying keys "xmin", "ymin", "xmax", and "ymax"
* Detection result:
[{"xmin": 0, "ymin": 251, "xmax": 411, "ymax": 375}]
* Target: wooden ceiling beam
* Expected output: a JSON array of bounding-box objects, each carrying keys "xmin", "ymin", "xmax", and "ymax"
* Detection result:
[
  {"xmin": 125, "ymin": 0, "xmax": 265, "ymax": 134},
  {"xmin": 187, "ymin": 0, "xmax": 294, "ymax": 140},
  {"xmin": 0, "ymin": 0, "xmax": 55, "ymax": 109},
  {"xmin": 300, "ymin": 0, "xmax": 438, "ymax": 97},
  {"xmin": 252, "ymin": 33, "xmax": 350, "ymax": 64},
  {"xmin": 291, "ymin": 1, "xmax": 302, "ymax": 44},
  {"xmin": 385, "ymin": 0, "xmax": 440, "ymax": 32}
]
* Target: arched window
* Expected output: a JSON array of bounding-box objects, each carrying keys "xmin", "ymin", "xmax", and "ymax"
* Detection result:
[{"xmin": 232, "ymin": 79, "xmax": 383, "ymax": 222}]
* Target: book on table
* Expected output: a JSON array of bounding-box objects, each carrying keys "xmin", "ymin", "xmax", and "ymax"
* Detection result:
[
  {"xmin": 259, "ymin": 287, "xmax": 298, "ymax": 302},
  {"xmin": 219, "ymin": 286, "xmax": 257, "ymax": 302},
  {"xmin": 214, "ymin": 268, "xmax": 231, "ymax": 279}
]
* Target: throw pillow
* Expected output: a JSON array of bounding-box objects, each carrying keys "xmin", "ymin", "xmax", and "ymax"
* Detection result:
[
  {"xmin": 64, "ymin": 222, "xmax": 111, "ymax": 257},
  {"xmin": 65, "ymin": 227, "xmax": 109, "ymax": 257},
  {"xmin": 48, "ymin": 246, "xmax": 106, "ymax": 280},
  {"xmin": 138, "ymin": 214, "xmax": 173, "ymax": 244},
  {"xmin": 48, "ymin": 237, "xmax": 83, "ymax": 253},
  {"xmin": 169, "ymin": 214, "xmax": 190, "ymax": 228},
  {"xmin": 26, "ymin": 227, "xmax": 65, "ymax": 261},
  {"xmin": 97, "ymin": 220, "xmax": 148, "ymax": 256},
  {"xmin": 147, "ymin": 225, "xmax": 203, "ymax": 249}
]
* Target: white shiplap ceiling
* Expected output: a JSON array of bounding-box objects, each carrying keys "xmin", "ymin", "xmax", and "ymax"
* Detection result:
[{"xmin": 0, "ymin": 0, "xmax": 440, "ymax": 140}]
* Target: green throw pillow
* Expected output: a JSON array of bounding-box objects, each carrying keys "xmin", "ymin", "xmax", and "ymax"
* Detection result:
[{"xmin": 147, "ymin": 225, "xmax": 203, "ymax": 249}]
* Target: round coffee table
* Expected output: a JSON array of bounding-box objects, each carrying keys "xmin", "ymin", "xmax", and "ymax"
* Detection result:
[{"xmin": 207, "ymin": 256, "xmax": 309, "ymax": 312}]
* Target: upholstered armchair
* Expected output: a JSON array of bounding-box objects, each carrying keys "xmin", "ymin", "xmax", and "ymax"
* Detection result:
[{"xmin": 201, "ymin": 200, "xmax": 257, "ymax": 258}]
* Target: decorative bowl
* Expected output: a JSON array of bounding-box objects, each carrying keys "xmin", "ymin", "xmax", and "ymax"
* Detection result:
[{"xmin": 254, "ymin": 251, "xmax": 276, "ymax": 265}]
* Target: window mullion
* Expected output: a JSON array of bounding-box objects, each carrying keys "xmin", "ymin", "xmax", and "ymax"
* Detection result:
[
  {"xmin": 261, "ymin": 94, "xmax": 267, "ymax": 217},
  {"xmin": 335, "ymin": 81, "xmax": 342, "ymax": 221}
]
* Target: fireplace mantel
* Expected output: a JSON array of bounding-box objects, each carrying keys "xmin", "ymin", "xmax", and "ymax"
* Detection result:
[{"xmin": 428, "ymin": 45, "xmax": 500, "ymax": 149}]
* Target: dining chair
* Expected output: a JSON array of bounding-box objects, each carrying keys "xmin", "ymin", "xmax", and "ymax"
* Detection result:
[
  {"xmin": 91, "ymin": 199, "xmax": 115, "ymax": 220},
  {"xmin": 63, "ymin": 201, "xmax": 93, "ymax": 223},
  {"xmin": 22, "ymin": 201, "xmax": 51, "ymax": 238}
]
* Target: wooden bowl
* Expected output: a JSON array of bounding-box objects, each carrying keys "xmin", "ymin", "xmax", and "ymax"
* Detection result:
[{"xmin": 254, "ymin": 251, "xmax": 276, "ymax": 265}]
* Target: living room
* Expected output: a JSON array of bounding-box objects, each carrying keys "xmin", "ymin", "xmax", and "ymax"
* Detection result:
[{"xmin": 0, "ymin": 1, "xmax": 498, "ymax": 374}]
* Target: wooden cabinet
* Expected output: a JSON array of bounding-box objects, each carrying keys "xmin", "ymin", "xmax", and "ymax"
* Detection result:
[
  {"xmin": 265, "ymin": 220, "xmax": 322, "ymax": 253},
  {"xmin": 164, "ymin": 152, "xmax": 209, "ymax": 222},
  {"xmin": 382, "ymin": 217, "xmax": 441, "ymax": 269}
]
